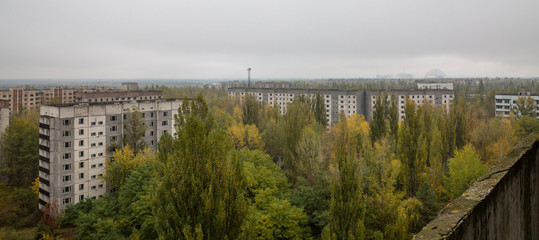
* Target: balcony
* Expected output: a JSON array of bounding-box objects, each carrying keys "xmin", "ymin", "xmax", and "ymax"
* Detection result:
[
  {"xmin": 39, "ymin": 176, "xmax": 50, "ymax": 186},
  {"xmin": 39, "ymin": 155, "xmax": 50, "ymax": 163},
  {"xmin": 39, "ymin": 145, "xmax": 50, "ymax": 152},
  {"xmin": 39, "ymin": 166, "xmax": 50, "ymax": 175},
  {"xmin": 39, "ymin": 123, "xmax": 50, "ymax": 129},
  {"xmin": 39, "ymin": 133, "xmax": 50, "ymax": 141},
  {"xmin": 39, "ymin": 188, "xmax": 49, "ymax": 197}
]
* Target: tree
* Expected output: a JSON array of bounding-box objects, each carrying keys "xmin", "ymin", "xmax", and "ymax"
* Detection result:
[
  {"xmin": 514, "ymin": 96, "xmax": 538, "ymax": 118},
  {"xmin": 151, "ymin": 95, "xmax": 247, "ymax": 240},
  {"xmin": 388, "ymin": 94, "xmax": 399, "ymax": 145},
  {"xmin": 227, "ymin": 123, "xmax": 265, "ymax": 151},
  {"xmin": 242, "ymin": 94, "xmax": 262, "ymax": 127},
  {"xmin": 313, "ymin": 91, "xmax": 328, "ymax": 127},
  {"xmin": 327, "ymin": 113, "xmax": 366, "ymax": 240},
  {"xmin": 370, "ymin": 93, "xmax": 388, "ymax": 145},
  {"xmin": 416, "ymin": 182, "xmax": 440, "ymax": 228},
  {"xmin": 0, "ymin": 114, "xmax": 39, "ymax": 187},
  {"xmin": 444, "ymin": 145, "xmax": 488, "ymax": 200},
  {"xmin": 122, "ymin": 106, "xmax": 148, "ymax": 154},
  {"xmin": 514, "ymin": 116, "xmax": 539, "ymax": 138},
  {"xmin": 104, "ymin": 145, "xmax": 155, "ymax": 191},
  {"xmin": 398, "ymin": 98, "xmax": 425, "ymax": 197}
]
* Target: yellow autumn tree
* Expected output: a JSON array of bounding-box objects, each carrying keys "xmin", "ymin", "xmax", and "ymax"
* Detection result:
[{"xmin": 227, "ymin": 123, "xmax": 264, "ymax": 150}]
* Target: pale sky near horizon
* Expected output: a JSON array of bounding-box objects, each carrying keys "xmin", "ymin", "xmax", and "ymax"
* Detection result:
[{"xmin": 1, "ymin": 0, "xmax": 538, "ymax": 79}]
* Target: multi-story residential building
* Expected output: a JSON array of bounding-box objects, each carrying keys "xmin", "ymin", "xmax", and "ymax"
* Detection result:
[
  {"xmin": 0, "ymin": 87, "xmax": 76, "ymax": 113},
  {"xmin": 121, "ymin": 82, "xmax": 139, "ymax": 91},
  {"xmin": 74, "ymin": 90, "xmax": 163, "ymax": 103},
  {"xmin": 38, "ymin": 99, "xmax": 182, "ymax": 210},
  {"xmin": 417, "ymin": 82, "xmax": 454, "ymax": 90},
  {"xmin": 495, "ymin": 91, "xmax": 539, "ymax": 118},
  {"xmin": 228, "ymin": 88, "xmax": 454, "ymax": 124},
  {"xmin": 0, "ymin": 100, "xmax": 9, "ymax": 138}
]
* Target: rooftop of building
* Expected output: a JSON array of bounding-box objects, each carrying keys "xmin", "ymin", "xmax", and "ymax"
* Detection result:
[
  {"xmin": 42, "ymin": 98, "xmax": 183, "ymax": 108},
  {"xmin": 228, "ymin": 87, "xmax": 454, "ymax": 93}
]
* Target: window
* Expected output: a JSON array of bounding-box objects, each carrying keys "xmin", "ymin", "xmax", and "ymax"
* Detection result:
[
  {"xmin": 123, "ymin": 114, "xmax": 127, "ymax": 120},
  {"xmin": 79, "ymin": 129, "xmax": 84, "ymax": 135},
  {"xmin": 98, "ymin": 121, "xmax": 103, "ymax": 125},
  {"xmin": 91, "ymin": 175, "xmax": 96, "ymax": 179},
  {"xmin": 63, "ymin": 198, "xmax": 71, "ymax": 205},
  {"xmin": 91, "ymin": 122, "xmax": 96, "ymax": 126},
  {"xmin": 78, "ymin": 118, "xmax": 84, "ymax": 124},
  {"xmin": 91, "ymin": 164, "xmax": 96, "ymax": 169},
  {"xmin": 110, "ymin": 136, "xmax": 117, "ymax": 142},
  {"xmin": 98, "ymin": 153, "xmax": 103, "ymax": 157},
  {"xmin": 98, "ymin": 184, "xmax": 103, "ymax": 188},
  {"xmin": 150, "ymin": 112, "xmax": 154, "ymax": 117},
  {"xmin": 62, "ymin": 175, "xmax": 71, "ymax": 182},
  {"xmin": 163, "ymin": 112, "xmax": 168, "ymax": 117},
  {"xmin": 91, "ymin": 143, "xmax": 96, "ymax": 147},
  {"xmin": 110, "ymin": 116, "xmax": 117, "ymax": 121},
  {"xmin": 79, "ymin": 162, "xmax": 84, "ymax": 168},
  {"xmin": 79, "ymin": 151, "xmax": 84, "ymax": 157},
  {"xmin": 150, "ymin": 131, "xmax": 154, "ymax": 136},
  {"xmin": 63, "ymin": 164, "xmax": 71, "ymax": 170},
  {"xmin": 98, "ymin": 142, "xmax": 103, "ymax": 146},
  {"xmin": 64, "ymin": 142, "xmax": 71, "ymax": 148},
  {"xmin": 79, "ymin": 195, "xmax": 84, "ymax": 201},
  {"xmin": 98, "ymin": 163, "xmax": 104, "ymax": 167},
  {"xmin": 91, "ymin": 186, "xmax": 96, "ymax": 190},
  {"xmin": 162, "ymin": 121, "xmax": 168, "ymax": 126},
  {"xmin": 98, "ymin": 174, "xmax": 103, "ymax": 177},
  {"xmin": 91, "ymin": 154, "xmax": 96, "ymax": 158},
  {"xmin": 63, "ymin": 186, "xmax": 72, "ymax": 193},
  {"xmin": 63, "ymin": 153, "xmax": 71, "ymax": 159},
  {"xmin": 150, "ymin": 122, "xmax": 154, "ymax": 127},
  {"xmin": 110, "ymin": 126, "xmax": 117, "ymax": 132},
  {"xmin": 142, "ymin": 113, "xmax": 146, "ymax": 118},
  {"xmin": 98, "ymin": 132, "xmax": 103, "ymax": 136},
  {"xmin": 79, "ymin": 140, "xmax": 84, "ymax": 146},
  {"xmin": 63, "ymin": 119, "xmax": 71, "ymax": 126},
  {"xmin": 79, "ymin": 184, "xmax": 84, "ymax": 190},
  {"xmin": 79, "ymin": 173, "xmax": 84, "ymax": 179},
  {"xmin": 91, "ymin": 132, "xmax": 96, "ymax": 136},
  {"xmin": 62, "ymin": 131, "xmax": 71, "ymax": 137}
]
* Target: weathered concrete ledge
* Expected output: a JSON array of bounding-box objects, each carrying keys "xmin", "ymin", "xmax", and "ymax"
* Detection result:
[{"xmin": 413, "ymin": 133, "xmax": 538, "ymax": 240}]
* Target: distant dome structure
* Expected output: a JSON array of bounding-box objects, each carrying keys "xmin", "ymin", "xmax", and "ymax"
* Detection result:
[
  {"xmin": 425, "ymin": 69, "xmax": 446, "ymax": 79},
  {"xmin": 396, "ymin": 72, "xmax": 414, "ymax": 79}
]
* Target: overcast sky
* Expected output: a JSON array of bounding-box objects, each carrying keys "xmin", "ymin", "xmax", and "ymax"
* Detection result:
[{"xmin": 1, "ymin": 0, "xmax": 538, "ymax": 79}]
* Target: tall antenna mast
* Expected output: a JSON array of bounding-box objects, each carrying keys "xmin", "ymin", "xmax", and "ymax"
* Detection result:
[{"xmin": 247, "ymin": 68, "xmax": 252, "ymax": 89}]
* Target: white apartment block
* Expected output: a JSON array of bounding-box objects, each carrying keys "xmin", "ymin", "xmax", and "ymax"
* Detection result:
[
  {"xmin": 495, "ymin": 92, "xmax": 539, "ymax": 119},
  {"xmin": 417, "ymin": 83, "xmax": 454, "ymax": 90},
  {"xmin": 228, "ymin": 88, "xmax": 454, "ymax": 124},
  {"xmin": 38, "ymin": 99, "xmax": 182, "ymax": 210}
]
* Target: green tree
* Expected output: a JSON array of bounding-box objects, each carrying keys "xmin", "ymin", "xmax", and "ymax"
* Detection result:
[
  {"xmin": 122, "ymin": 106, "xmax": 148, "ymax": 154},
  {"xmin": 444, "ymin": 145, "xmax": 488, "ymax": 200},
  {"xmin": 388, "ymin": 94, "xmax": 399, "ymax": 145},
  {"xmin": 398, "ymin": 98, "xmax": 425, "ymax": 197},
  {"xmin": 514, "ymin": 96, "xmax": 538, "ymax": 118},
  {"xmin": 151, "ymin": 95, "xmax": 248, "ymax": 240},
  {"xmin": 514, "ymin": 116, "xmax": 539, "ymax": 138},
  {"xmin": 0, "ymin": 115, "xmax": 39, "ymax": 187},
  {"xmin": 327, "ymin": 113, "xmax": 366, "ymax": 240},
  {"xmin": 370, "ymin": 93, "xmax": 388, "ymax": 145},
  {"xmin": 243, "ymin": 94, "xmax": 262, "ymax": 127},
  {"xmin": 416, "ymin": 182, "xmax": 440, "ymax": 228},
  {"xmin": 103, "ymin": 145, "xmax": 155, "ymax": 191},
  {"xmin": 313, "ymin": 91, "xmax": 328, "ymax": 127}
]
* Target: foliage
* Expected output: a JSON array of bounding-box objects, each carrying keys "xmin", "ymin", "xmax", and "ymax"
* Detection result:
[
  {"xmin": 122, "ymin": 106, "xmax": 148, "ymax": 154},
  {"xmin": 151, "ymin": 94, "xmax": 248, "ymax": 240},
  {"xmin": 0, "ymin": 113, "xmax": 39, "ymax": 187},
  {"xmin": 227, "ymin": 123, "xmax": 265, "ymax": 150},
  {"xmin": 514, "ymin": 96, "xmax": 538, "ymax": 118},
  {"xmin": 444, "ymin": 145, "xmax": 488, "ymax": 200},
  {"xmin": 416, "ymin": 182, "xmax": 441, "ymax": 228},
  {"xmin": 514, "ymin": 116, "xmax": 539, "ymax": 138},
  {"xmin": 104, "ymin": 145, "xmax": 156, "ymax": 192}
]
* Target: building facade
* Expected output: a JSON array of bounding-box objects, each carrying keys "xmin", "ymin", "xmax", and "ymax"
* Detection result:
[
  {"xmin": 495, "ymin": 91, "xmax": 539, "ymax": 118},
  {"xmin": 417, "ymin": 82, "xmax": 454, "ymax": 90},
  {"xmin": 0, "ymin": 87, "xmax": 76, "ymax": 113},
  {"xmin": 228, "ymin": 88, "xmax": 454, "ymax": 123},
  {"xmin": 38, "ymin": 99, "xmax": 182, "ymax": 210},
  {"xmin": 74, "ymin": 90, "xmax": 163, "ymax": 103},
  {"xmin": 0, "ymin": 100, "xmax": 9, "ymax": 139}
]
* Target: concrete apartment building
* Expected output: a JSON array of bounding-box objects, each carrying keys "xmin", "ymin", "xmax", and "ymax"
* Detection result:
[
  {"xmin": 228, "ymin": 88, "xmax": 454, "ymax": 124},
  {"xmin": 0, "ymin": 100, "xmax": 9, "ymax": 138},
  {"xmin": 495, "ymin": 91, "xmax": 539, "ymax": 118},
  {"xmin": 38, "ymin": 99, "xmax": 182, "ymax": 210},
  {"xmin": 0, "ymin": 87, "xmax": 76, "ymax": 113},
  {"xmin": 417, "ymin": 82, "xmax": 454, "ymax": 90},
  {"xmin": 74, "ymin": 90, "xmax": 163, "ymax": 103}
]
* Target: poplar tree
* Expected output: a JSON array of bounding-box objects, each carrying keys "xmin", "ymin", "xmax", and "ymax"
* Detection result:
[
  {"xmin": 398, "ymin": 98, "xmax": 424, "ymax": 197},
  {"xmin": 314, "ymin": 91, "xmax": 328, "ymax": 127},
  {"xmin": 370, "ymin": 93, "xmax": 388, "ymax": 145},
  {"xmin": 327, "ymin": 113, "xmax": 366, "ymax": 240},
  {"xmin": 151, "ymin": 95, "xmax": 247, "ymax": 240}
]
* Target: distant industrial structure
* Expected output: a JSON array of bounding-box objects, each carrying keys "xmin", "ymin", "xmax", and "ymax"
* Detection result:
[
  {"xmin": 228, "ymin": 86, "xmax": 454, "ymax": 124},
  {"xmin": 38, "ymin": 99, "xmax": 182, "ymax": 210},
  {"xmin": 495, "ymin": 90, "xmax": 539, "ymax": 118}
]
